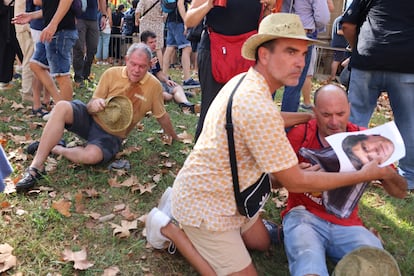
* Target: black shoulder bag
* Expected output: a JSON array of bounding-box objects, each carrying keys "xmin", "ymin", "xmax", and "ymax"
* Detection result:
[
  {"xmin": 225, "ymin": 75, "xmax": 272, "ymax": 219},
  {"xmin": 141, "ymin": 0, "xmax": 160, "ymax": 17}
]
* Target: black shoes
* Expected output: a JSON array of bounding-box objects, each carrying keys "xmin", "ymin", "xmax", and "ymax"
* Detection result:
[
  {"xmin": 179, "ymin": 102, "xmax": 195, "ymax": 114},
  {"xmin": 15, "ymin": 167, "xmax": 46, "ymax": 192},
  {"xmin": 26, "ymin": 139, "xmax": 66, "ymax": 155}
]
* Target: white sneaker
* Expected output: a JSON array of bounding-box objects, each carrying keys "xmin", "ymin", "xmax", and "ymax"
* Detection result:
[
  {"xmin": 146, "ymin": 207, "xmax": 171, "ymax": 249},
  {"xmin": 158, "ymin": 187, "xmax": 173, "ymax": 219}
]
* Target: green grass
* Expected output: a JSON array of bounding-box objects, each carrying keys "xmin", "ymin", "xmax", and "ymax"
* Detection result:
[{"xmin": 0, "ymin": 68, "xmax": 413, "ymax": 275}]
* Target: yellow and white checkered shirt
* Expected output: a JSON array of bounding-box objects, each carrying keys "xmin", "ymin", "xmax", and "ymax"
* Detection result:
[{"xmin": 172, "ymin": 68, "xmax": 298, "ymax": 231}]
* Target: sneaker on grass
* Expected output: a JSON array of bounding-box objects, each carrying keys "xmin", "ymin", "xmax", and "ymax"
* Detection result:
[{"xmin": 146, "ymin": 207, "xmax": 172, "ymax": 250}]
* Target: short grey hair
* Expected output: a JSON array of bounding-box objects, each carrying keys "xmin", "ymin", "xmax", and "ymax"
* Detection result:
[{"xmin": 126, "ymin": 43, "xmax": 152, "ymax": 62}]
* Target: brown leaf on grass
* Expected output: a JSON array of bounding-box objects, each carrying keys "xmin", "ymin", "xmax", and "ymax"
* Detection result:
[
  {"xmin": 120, "ymin": 206, "xmax": 137, "ymax": 220},
  {"xmin": 116, "ymin": 145, "xmax": 142, "ymax": 158},
  {"xmin": 11, "ymin": 101, "xmax": 25, "ymax": 111},
  {"xmin": 75, "ymin": 192, "xmax": 85, "ymax": 213},
  {"xmin": 138, "ymin": 214, "xmax": 147, "ymax": 224},
  {"xmin": 113, "ymin": 204, "xmax": 126, "ymax": 212},
  {"xmin": 161, "ymin": 134, "xmax": 173, "ymax": 145},
  {"xmin": 137, "ymin": 183, "xmax": 156, "ymax": 195},
  {"xmin": 0, "ymin": 116, "xmax": 11, "ymax": 123},
  {"xmin": 109, "ymin": 220, "xmax": 138, "ymax": 238},
  {"xmin": 82, "ymin": 188, "xmax": 99, "ymax": 198},
  {"xmin": 177, "ymin": 125, "xmax": 187, "ymax": 130},
  {"xmin": 103, "ymin": 266, "xmax": 121, "ymax": 276},
  {"xmin": 159, "ymin": 152, "xmax": 170, "ymax": 158},
  {"xmin": 88, "ymin": 212, "xmax": 101, "ymax": 220},
  {"xmin": 121, "ymin": 175, "xmax": 139, "ymax": 187},
  {"xmin": 98, "ymin": 213, "xmax": 116, "ymax": 223},
  {"xmin": 146, "ymin": 137, "xmax": 155, "ymax": 142},
  {"xmin": 161, "ymin": 160, "xmax": 175, "ymax": 168},
  {"xmin": 177, "ymin": 131, "xmax": 193, "ymax": 144},
  {"xmin": 52, "ymin": 199, "xmax": 72, "ymax": 217},
  {"xmin": 108, "ymin": 177, "xmax": 122, "ymax": 188},
  {"xmin": 0, "ymin": 201, "xmax": 11, "ymax": 209},
  {"xmin": 152, "ymin": 174, "xmax": 162, "ymax": 183},
  {"xmin": 0, "ymin": 243, "xmax": 17, "ymax": 272},
  {"xmin": 61, "ymin": 248, "xmax": 94, "ymax": 270},
  {"xmin": 136, "ymin": 122, "xmax": 145, "ymax": 131}
]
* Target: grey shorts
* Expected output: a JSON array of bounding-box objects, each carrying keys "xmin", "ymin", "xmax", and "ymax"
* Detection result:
[
  {"xmin": 161, "ymin": 81, "xmax": 174, "ymax": 94},
  {"xmin": 66, "ymin": 100, "xmax": 123, "ymax": 164}
]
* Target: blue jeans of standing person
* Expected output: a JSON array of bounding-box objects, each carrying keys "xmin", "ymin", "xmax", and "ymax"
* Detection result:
[
  {"xmin": 281, "ymin": 31, "xmax": 316, "ymax": 112},
  {"xmin": 45, "ymin": 29, "xmax": 78, "ymax": 76},
  {"xmin": 96, "ymin": 32, "xmax": 111, "ymax": 60},
  {"xmin": 283, "ymin": 207, "xmax": 383, "ymax": 276},
  {"xmin": 348, "ymin": 68, "xmax": 414, "ymax": 190}
]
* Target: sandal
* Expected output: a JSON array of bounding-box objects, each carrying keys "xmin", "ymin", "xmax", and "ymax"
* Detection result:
[
  {"xmin": 179, "ymin": 102, "xmax": 195, "ymax": 114},
  {"xmin": 15, "ymin": 166, "xmax": 46, "ymax": 192},
  {"xmin": 42, "ymin": 100, "xmax": 54, "ymax": 111},
  {"xmin": 32, "ymin": 107, "xmax": 49, "ymax": 118}
]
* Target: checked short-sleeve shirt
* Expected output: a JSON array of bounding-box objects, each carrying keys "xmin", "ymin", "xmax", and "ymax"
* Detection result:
[{"xmin": 172, "ymin": 68, "xmax": 298, "ymax": 232}]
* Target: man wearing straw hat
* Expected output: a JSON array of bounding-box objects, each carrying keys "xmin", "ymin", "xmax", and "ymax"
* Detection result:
[
  {"xmin": 143, "ymin": 13, "xmax": 399, "ymax": 275},
  {"xmin": 16, "ymin": 43, "xmax": 178, "ymax": 192}
]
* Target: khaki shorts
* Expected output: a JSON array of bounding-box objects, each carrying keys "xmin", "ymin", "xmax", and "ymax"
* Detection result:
[{"xmin": 182, "ymin": 214, "xmax": 259, "ymax": 276}]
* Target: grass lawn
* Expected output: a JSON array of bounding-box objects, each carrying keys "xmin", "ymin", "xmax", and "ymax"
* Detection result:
[{"xmin": 0, "ymin": 65, "xmax": 413, "ymax": 275}]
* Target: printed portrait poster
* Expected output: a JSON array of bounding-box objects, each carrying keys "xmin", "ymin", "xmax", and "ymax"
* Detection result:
[{"xmin": 312, "ymin": 121, "xmax": 405, "ymax": 218}]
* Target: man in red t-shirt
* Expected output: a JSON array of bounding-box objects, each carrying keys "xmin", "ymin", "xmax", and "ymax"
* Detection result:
[{"xmin": 282, "ymin": 84, "xmax": 407, "ymax": 276}]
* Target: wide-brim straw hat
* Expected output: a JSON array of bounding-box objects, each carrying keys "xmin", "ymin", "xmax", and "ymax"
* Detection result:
[
  {"xmin": 96, "ymin": 95, "xmax": 133, "ymax": 133},
  {"xmin": 242, "ymin": 13, "xmax": 324, "ymax": 60},
  {"xmin": 332, "ymin": 246, "xmax": 401, "ymax": 276}
]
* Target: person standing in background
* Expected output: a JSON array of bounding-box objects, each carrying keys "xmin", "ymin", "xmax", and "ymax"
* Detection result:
[
  {"xmin": 162, "ymin": 0, "xmax": 199, "ymax": 87},
  {"xmin": 341, "ymin": 0, "xmax": 414, "ymax": 191},
  {"xmin": 109, "ymin": 4, "xmax": 124, "ymax": 65},
  {"xmin": 280, "ymin": 0, "xmax": 330, "ymax": 112},
  {"xmin": 0, "ymin": 0, "xmax": 22, "ymax": 90},
  {"xmin": 14, "ymin": 0, "xmax": 34, "ymax": 102},
  {"xmin": 73, "ymin": 0, "xmax": 108, "ymax": 87},
  {"xmin": 96, "ymin": 0, "xmax": 112, "ymax": 65},
  {"xmin": 185, "ymin": 0, "xmax": 278, "ymax": 141},
  {"xmin": 135, "ymin": 0, "xmax": 165, "ymax": 68}
]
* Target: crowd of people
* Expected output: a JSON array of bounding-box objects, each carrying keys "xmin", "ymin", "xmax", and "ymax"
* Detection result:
[{"xmin": 1, "ymin": 0, "xmax": 413, "ymax": 274}]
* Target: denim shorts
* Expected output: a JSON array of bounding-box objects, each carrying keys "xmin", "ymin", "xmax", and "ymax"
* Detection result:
[
  {"xmin": 161, "ymin": 81, "xmax": 174, "ymax": 94},
  {"xmin": 45, "ymin": 29, "xmax": 78, "ymax": 76},
  {"xmin": 166, "ymin": 22, "xmax": 191, "ymax": 49},
  {"xmin": 66, "ymin": 100, "xmax": 123, "ymax": 164},
  {"xmin": 30, "ymin": 41, "xmax": 49, "ymax": 69}
]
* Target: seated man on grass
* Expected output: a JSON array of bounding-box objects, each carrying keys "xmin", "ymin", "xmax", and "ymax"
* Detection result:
[
  {"xmin": 143, "ymin": 14, "xmax": 399, "ymax": 275},
  {"xmin": 282, "ymin": 84, "xmax": 407, "ymax": 276},
  {"xmin": 16, "ymin": 43, "xmax": 179, "ymax": 193},
  {"xmin": 140, "ymin": 30, "xmax": 196, "ymax": 114}
]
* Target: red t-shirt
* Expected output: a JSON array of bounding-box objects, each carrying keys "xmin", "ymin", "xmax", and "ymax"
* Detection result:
[{"xmin": 281, "ymin": 119, "xmax": 365, "ymax": 226}]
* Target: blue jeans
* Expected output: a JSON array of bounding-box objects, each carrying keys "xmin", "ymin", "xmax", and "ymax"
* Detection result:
[
  {"xmin": 281, "ymin": 32, "xmax": 316, "ymax": 112},
  {"xmin": 166, "ymin": 21, "xmax": 191, "ymax": 49},
  {"xmin": 96, "ymin": 32, "xmax": 111, "ymax": 60},
  {"xmin": 283, "ymin": 207, "xmax": 382, "ymax": 276},
  {"xmin": 348, "ymin": 68, "xmax": 414, "ymax": 189},
  {"xmin": 45, "ymin": 29, "xmax": 78, "ymax": 76}
]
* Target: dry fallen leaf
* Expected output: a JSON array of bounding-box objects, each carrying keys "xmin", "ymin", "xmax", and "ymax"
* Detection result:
[
  {"xmin": 103, "ymin": 266, "xmax": 121, "ymax": 276},
  {"xmin": 61, "ymin": 248, "xmax": 94, "ymax": 270},
  {"xmin": 75, "ymin": 192, "xmax": 85, "ymax": 213},
  {"xmin": 177, "ymin": 131, "xmax": 193, "ymax": 144},
  {"xmin": 109, "ymin": 220, "xmax": 138, "ymax": 238},
  {"xmin": 113, "ymin": 203, "xmax": 126, "ymax": 212},
  {"xmin": 137, "ymin": 183, "xmax": 156, "ymax": 195},
  {"xmin": 0, "ymin": 243, "xmax": 17, "ymax": 272},
  {"xmin": 52, "ymin": 199, "xmax": 72, "ymax": 217},
  {"xmin": 121, "ymin": 175, "xmax": 139, "ymax": 187},
  {"xmin": 108, "ymin": 177, "xmax": 122, "ymax": 188},
  {"xmin": 120, "ymin": 206, "xmax": 137, "ymax": 221},
  {"xmin": 160, "ymin": 134, "xmax": 172, "ymax": 145}
]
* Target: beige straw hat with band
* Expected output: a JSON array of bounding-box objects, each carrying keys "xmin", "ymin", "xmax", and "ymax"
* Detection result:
[
  {"xmin": 96, "ymin": 95, "xmax": 133, "ymax": 133},
  {"xmin": 332, "ymin": 246, "xmax": 401, "ymax": 276},
  {"xmin": 242, "ymin": 13, "xmax": 324, "ymax": 61}
]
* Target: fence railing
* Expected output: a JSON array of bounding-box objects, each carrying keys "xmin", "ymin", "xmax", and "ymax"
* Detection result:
[{"xmin": 108, "ymin": 34, "xmax": 140, "ymax": 62}]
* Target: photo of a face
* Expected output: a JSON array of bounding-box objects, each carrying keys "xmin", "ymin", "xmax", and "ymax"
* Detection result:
[{"xmin": 342, "ymin": 134, "xmax": 395, "ymax": 169}]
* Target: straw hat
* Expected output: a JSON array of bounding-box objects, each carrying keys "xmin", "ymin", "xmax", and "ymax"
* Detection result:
[
  {"xmin": 96, "ymin": 95, "xmax": 133, "ymax": 133},
  {"xmin": 242, "ymin": 13, "xmax": 323, "ymax": 60},
  {"xmin": 333, "ymin": 246, "xmax": 401, "ymax": 276}
]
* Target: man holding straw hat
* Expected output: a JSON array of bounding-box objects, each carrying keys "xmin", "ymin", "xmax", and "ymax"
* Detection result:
[{"xmin": 16, "ymin": 43, "xmax": 178, "ymax": 192}]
